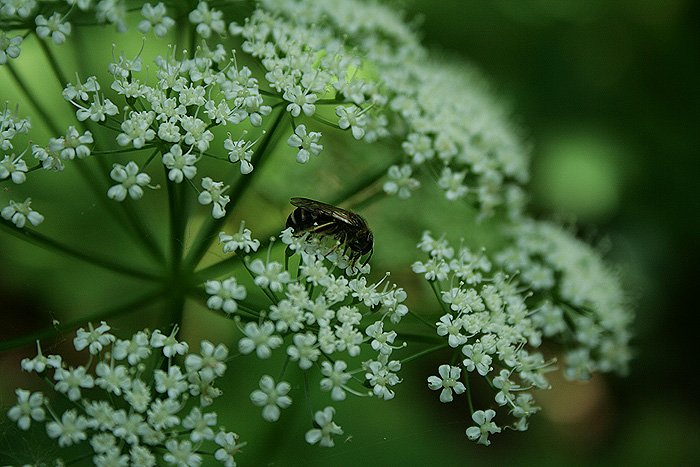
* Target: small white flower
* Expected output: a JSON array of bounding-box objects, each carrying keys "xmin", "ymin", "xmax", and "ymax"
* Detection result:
[
  {"xmin": 365, "ymin": 321, "xmax": 398, "ymax": 355},
  {"xmin": 95, "ymin": 361, "xmax": 131, "ymax": 396},
  {"xmin": 182, "ymin": 407, "xmax": 217, "ymax": 443},
  {"xmin": 154, "ymin": 365, "xmax": 187, "ymax": 399},
  {"xmin": 147, "ymin": 398, "xmax": 180, "ymax": 430},
  {"xmin": 0, "ymin": 154, "xmax": 27, "ymax": 183},
  {"xmin": 383, "ymin": 164, "xmax": 420, "ymax": 199},
  {"xmin": 73, "ymin": 321, "xmax": 115, "ymax": 354},
  {"xmin": 427, "ymin": 364, "xmax": 466, "ymax": 403},
  {"xmin": 224, "ymin": 133, "xmax": 257, "ymax": 174},
  {"xmin": 466, "ymin": 409, "xmax": 501, "ymax": 445},
  {"xmin": 286, "ymin": 124, "xmax": 323, "ymax": 163},
  {"xmin": 150, "ymin": 328, "xmax": 189, "ymax": 358},
  {"xmin": 112, "ymin": 331, "xmax": 152, "ymax": 365},
  {"xmin": 116, "ymin": 111, "xmax": 155, "ymax": 148},
  {"xmin": 158, "ymin": 117, "xmax": 182, "ymax": 143},
  {"xmin": 162, "ymin": 144, "xmax": 197, "ymax": 183},
  {"xmin": 189, "ymin": 1, "xmax": 226, "ymax": 38},
  {"xmin": 75, "ymin": 94, "xmax": 119, "ymax": 122},
  {"xmin": 214, "ymin": 431, "xmax": 244, "ymax": 467},
  {"xmin": 198, "ymin": 177, "xmax": 230, "ymax": 218},
  {"xmin": 319, "ymin": 360, "xmax": 351, "ymax": 401},
  {"xmin": 283, "ymin": 85, "xmax": 318, "ymax": 117},
  {"xmin": 250, "ymin": 375, "xmax": 292, "ymax": 422},
  {"xmin": 436, "ymin": 314, "xmax": 468, "ymax": 348},
  {"xmin": 240, "ymin": 93, "xmax": 271, "ymax": 127},
  {"xmin": 402, "ymin": 132, "xmax": 434, "ymax": 164},
  {"xmin": 130, "ymin": 445, "xmax": 157, "ymax": 467},
  {"xmin": 411, "ymin": 257, "xmax": 450, "ymax": 281},
  {"xmin": 1, "ymin": 198, "xmax": 44, "ymax": 228},
  {"xmin": 249, "ymin": 259, "xmax": 290, "ymax": 292},
  {"xmin": 53, "ymin": 366, "xmax": 94, "ymax": 401},
  {"xmin": 46, "ymin": 409, "xmax": 90, "ymax": 447},
  {"xmin": 493, "ymin": 369, "xmax": 518, "ymax": 406},
  {"xmin": 49, "ymin": 126, "xmax": 93, "ymax": 160},
  {"xmin": 21, "ymin": 341, "xmax": 61, "ymax": 373},
  {"xmin": 0, "ymin": 32, "xmax": 22, "ymax": 65},
  {"xmin": 108, "ymin": 47, "xmax": 143, "ymax": 78},
  {"xmin": 124, "ymin": 379, "xmax": 152, "ymax": 413},
  {"xmin": 185, "ymin": 340, "xmax": 229, "ymax": 382},
  {"xmin": 287, "ymin": 332, "xmax": 320, "ymax": 370},
  {"xmin": 7, "ymin": 389, "xmax": 45, "ymax": 430},
  {"xmin": 164, "ymin": 438, "xmax": 202, "ymax": 467},
  {"xmin": 179, "ymin": 84, "xmax": 207, "ymax": 107},
  {"xmin": 35, "ymin": 13, "xmax": 72, "ymax": 46},
  {"xmin": 205, "ymin": 277, "xmax": 247, "ymax": 314},
  {"xmin": 107, "ymin": 161, "xmax": 152, "ymax": 201},
  {"xmin": 417, "ymin": 231, "xmax": 455, "ymax": 259},
  {"xmin": 363, "ymin": 355, "xmax": 401, "ymax": 401},
  {"xmin": 219, "ymin": 221, "xmax": 260, "ymax": 253},
  {"xmin": 305, "ymin": 407, "xmax": 343, "ymax": 447},
  {"xmin": 137, "ymin": 2, "xmax": 175, "ymax": 37},
  {"xmin": 238, "ymin": 321, "xmax": 283, "ymax": 359},
  {"xmin": 336, "ymin": 105, "xmax": 366, "ymax": 140},
  {"xmin": 437, "ymin": 166, "xmax": 469, "ymax": 201},
  {"xmin": 462, "ymin": 342, "xmax": 493, "ymax": 376},
  {"xmin": 62, "ymin": 75, "xmax": 99, "ymax": 102}
]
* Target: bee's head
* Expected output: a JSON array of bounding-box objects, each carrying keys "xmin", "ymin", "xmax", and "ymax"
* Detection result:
[{"xmin": 352, "ymin": 229, "xmax": 373, "ymax": 255}]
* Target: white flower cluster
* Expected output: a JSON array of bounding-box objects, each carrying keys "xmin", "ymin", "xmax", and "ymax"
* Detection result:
[
  {"xmin": 208, "ymin": 226, "xmax": 407, "ymax": 447},
  {"xmin": 416, "ymin": 227, "xmax": 633, "ymax": 444},
  {"xmin": 495, "ymin": 219, "xmax": 634, "ymax": 379},
  {"xmin": 2, "ymin": 0, "xmax": 530, "ymax": 227},
  {"xmin": 415, "ymin": 231, "xmax": 547, "ymax": 445},
  {"xmin": 8, "ymin": 322, "xmax": 244, "ymax": 467}
]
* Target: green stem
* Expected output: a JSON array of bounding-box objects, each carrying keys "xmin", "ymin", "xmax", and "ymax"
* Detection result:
[
  {"xmin": 0, "ymin": 220, "xmax": 161, "ymax": 281},
  {"xmin": 166, "ymin": 174, "xmax": 187, "ymax": 276},
  {"xmin": 3, "ymin": 61, "xmax": 63, "ymax": 136},
  {"xmin": 234, "ymin": 250, "xmax": 279, "ymax": 305},
  {"xmin": 407, "ymin": 308, "xmax": 438, "ymax": 330},
  {"xmin": 395, "ymin": 331, "xmax": 443, "ymax": 345},
  {"xmin": 0, "ymin": 288, "xmax": 163, "ymax": 352},
  {"xmin": 193, "ymin": 254, "xmax": 240, "ymax": 279},
  {"xmin": 464, "ymin": 372, "xmax": 474, "ymax": 415},
  {"xmin": 429, "ymin": 279, "xmax": 450, "ymax": 315},
  {"xmin": 183, "ymin": 108, "xmax": 288, "ymax": 270},
  {"xmin": 400, "ymin": 343, "xmax": 449, "ymax": 365},
  {"xmin": 310, "ymin": 113, "xmax": 342, "ymax": 130},
  {"xmin": 38, "ymin": 37, "xmax": 70, "ymax": 92},
  {"xmin": 73, "ymin": 157, "xmax": 166, "ymax": 265}
]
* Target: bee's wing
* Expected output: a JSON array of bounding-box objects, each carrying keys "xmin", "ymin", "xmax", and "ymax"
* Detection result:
[{"xmin": 290, "ymin": 197, "xmax": 363, "ymax": 226}]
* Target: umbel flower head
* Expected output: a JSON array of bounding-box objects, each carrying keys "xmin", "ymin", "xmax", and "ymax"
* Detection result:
[{"xmin": 0, "ymin": 0, "xmax": 633, "ymax": 458}]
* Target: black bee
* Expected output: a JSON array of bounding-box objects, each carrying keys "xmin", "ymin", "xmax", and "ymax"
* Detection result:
[{"xmin": 286, "ymin": 197, "xmax": 373, "ymax": 266}]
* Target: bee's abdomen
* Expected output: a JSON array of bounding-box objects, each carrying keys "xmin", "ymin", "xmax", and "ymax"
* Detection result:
[{"xmin": 287, "ymin": 208, "xmax": 332, "ymax": 232}]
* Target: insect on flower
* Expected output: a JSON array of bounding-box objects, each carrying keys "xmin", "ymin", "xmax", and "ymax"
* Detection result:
[{"xmin": 286, "ymin": 197, "xmax": 373, "ymax": 266}]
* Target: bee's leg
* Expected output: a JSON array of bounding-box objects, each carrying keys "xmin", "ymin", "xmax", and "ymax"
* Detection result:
[{"xmin": 308, "ymin": 221, "xmax": 335, "ymax": 234}]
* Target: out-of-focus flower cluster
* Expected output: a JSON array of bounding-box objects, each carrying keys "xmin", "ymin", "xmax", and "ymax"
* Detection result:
[
  {"xmin": 495, "ymin": 220, "xmax": 633, "ymax": 379},
  {"xmin": 416, "ymin": 224, "xmax": 632, "ymax": 444}
]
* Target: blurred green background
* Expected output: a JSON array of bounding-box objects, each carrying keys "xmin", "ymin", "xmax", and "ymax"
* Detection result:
[{"xmin": 1, "ymin": 1, "xmax": 699, "ymax": 465}]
